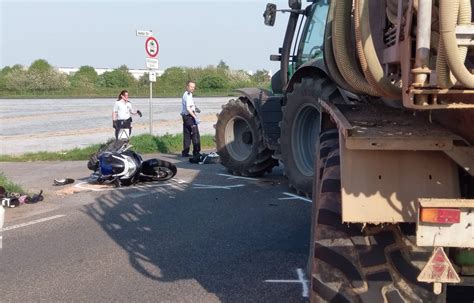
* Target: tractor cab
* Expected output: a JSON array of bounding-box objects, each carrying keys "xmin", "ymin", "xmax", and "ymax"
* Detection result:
[{"xmin": 264, "ymin": 0, "xmax": 329, "ymax": 91}]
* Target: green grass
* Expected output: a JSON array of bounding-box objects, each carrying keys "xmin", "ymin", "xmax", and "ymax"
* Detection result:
[
  {"xmin": 0, "ymin": 134, "xmax": 216, "ymax": 162},
  {"xmin": 0, "ymin": 173, "xmax": 25, "ymax": 193},
  {"xmin": 0, "ymin": 88, "xmax": 239, "ymax": 99}
]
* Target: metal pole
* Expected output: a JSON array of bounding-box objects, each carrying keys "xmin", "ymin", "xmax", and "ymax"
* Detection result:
[{"xmin": 149, "ymin": 79, "xmax": 153, "ymax": 134}]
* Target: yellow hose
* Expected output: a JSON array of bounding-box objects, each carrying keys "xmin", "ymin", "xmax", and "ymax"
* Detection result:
[
  {"xmin": 439, "ymin": 0, "xmax": 474, "ymax": 88},
  {"xmin": 437, "ymin": 0, "xmax": 470, "ymax": 88},
  {"xmin": 332, "ymin": 0, "xmax": 379, "ymax": 96},
  {"xmin": 324, "ymin": 0, "xmax": 355, "ymax": 93},
  {"xmin": 356, "ymin": 0, "xmax": 402, "ymax": 98}
]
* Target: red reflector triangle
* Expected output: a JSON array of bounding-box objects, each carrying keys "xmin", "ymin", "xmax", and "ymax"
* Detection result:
[{"xmin": 418, "ymin": 247, "xmax": 460, "ymax": 283}]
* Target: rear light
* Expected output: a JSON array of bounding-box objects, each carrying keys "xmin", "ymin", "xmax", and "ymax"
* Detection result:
[{"xmin": 419, "ymin": 208, "xmax": 461, "ymax": 224}]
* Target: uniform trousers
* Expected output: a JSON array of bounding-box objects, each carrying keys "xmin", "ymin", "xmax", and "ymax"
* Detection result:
[{"xmin": 182, "ymin": 115, "xmax": 201, "ymax": 156}]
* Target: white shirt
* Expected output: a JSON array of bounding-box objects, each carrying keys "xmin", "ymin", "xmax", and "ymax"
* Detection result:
[
  {"xmin": 181, "ymin": 91, "xmax": 195, "ymax": 115},
  {"xmin": 114, "ymin": 99, "xmax": 133, "ymax": 120}
]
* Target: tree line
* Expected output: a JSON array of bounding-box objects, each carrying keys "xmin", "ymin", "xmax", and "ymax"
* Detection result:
[{"xmin": 0, "ymin": 59, "xmax": 271, "ymax": 97}]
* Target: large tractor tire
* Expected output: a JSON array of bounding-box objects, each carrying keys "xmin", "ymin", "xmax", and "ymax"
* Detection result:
[
  {"xmin": 215, "ymin": 98, "xmax": 278, "ymax": 177},
  {"xmin": 280, "ymin": 75, "xmax": 344, "ymax": 197},
  {"xmin": 310, "ymin": 131, "xmax": 442, "ymax": 302}
]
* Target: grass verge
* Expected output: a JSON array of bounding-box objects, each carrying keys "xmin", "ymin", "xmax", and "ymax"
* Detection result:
[
  {"xmin": 0, "ymin": 173, "xmax": 25, "ymax": 193},
  {"xmin": 0, "ymin": 134, "xmax": 216, "ymax": 162}
]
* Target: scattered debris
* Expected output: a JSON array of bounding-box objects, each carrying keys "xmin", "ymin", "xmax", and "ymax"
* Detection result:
[
  {"xmin": 189, "ymin": 152, "xmax": 220, "ymax": 164},
  {"xmin": 0, "ymin": 186, "xmax": 44, "ymax": 209},
  {"xmin": 53, "ymin": 178, "xmax": 75, "ymax": 186}
]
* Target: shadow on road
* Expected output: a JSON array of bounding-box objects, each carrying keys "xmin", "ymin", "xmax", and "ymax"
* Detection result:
[{"xmin": 84, "ymin": 157, "xmax": 310, "ymax": 302}]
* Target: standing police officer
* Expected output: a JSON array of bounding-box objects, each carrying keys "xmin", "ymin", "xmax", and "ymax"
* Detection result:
[
  {"xmin": 112, "ymin": 90, "xmax": 142, "ymax": 141},
  {"xmin": 181, "ymin": 81, "xmax": 201, "ymax": 157}
]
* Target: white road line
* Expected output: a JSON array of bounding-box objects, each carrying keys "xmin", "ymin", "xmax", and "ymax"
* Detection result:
[
  {"xmin": 264, "ymin": 268, "xmax": 309, "ymax": 298},
  {"xmin": 278, "ymin": 192, "xmax": 312, "ymax": 203},
  {"xmin": 1, "ymin": 215, "xmax": 66, "ymax": 232},
  {"xmin": 192, "ymin": 184, "xmax": 245, "ymax": 190},
  {"xmin": 217, "ymin": 173, "xmax": 259, "ymax": 181},
  {"xmin": 297, "ymin": 268, "xmax": 309, "ymax": 298}
]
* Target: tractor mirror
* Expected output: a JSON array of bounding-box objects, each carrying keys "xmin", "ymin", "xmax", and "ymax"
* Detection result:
[
  {"xmin": 288, "ymin": 0, "xmax": 301, "ymax": 9},
  {"xmin": 263, "ymin": 3, "xmax": 277, "ymax": 26}
]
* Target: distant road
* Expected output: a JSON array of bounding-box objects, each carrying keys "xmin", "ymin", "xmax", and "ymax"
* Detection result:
[{"xmin": 0, "ymin": 97, "xmax": 231, "ymax": 155}]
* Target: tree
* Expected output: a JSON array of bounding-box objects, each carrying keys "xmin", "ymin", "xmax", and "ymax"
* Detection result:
[
  {"xmin": 250, "ymin": 69, "xmax": 271, "ymax": 84},
  {"xmin": 4, "ymin": 69, "xmax": 29, "ymax": 91},
  {"xmin": 70, "ymin": 65, "xmax": 98, "ymax": 88},
  {"xmin": 217, "ymin": 60, "xmax": 229, "ymax": 70},
  {"xmin": 138, "ymin": 72, "xmax": 150, "ymax": 87},
  {"xmin": 97, "ymin": 65, "xmax": 136, "ymax": 88},
  {"xmin": 199, "ymin": 74, "xmax": 229, "ymax": 90},
  {"xmin": 29, "ymin": 59, "xmax": 52, "ymax": 73}
]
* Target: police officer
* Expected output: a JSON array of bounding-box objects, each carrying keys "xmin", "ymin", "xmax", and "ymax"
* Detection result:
[
  {"xmin": 181, "ymin": 81, "xmax": 201, "ymax": 157},
  {"xmin": 112, "ymin": 90, "xmax": 141, "ymax": 141}
]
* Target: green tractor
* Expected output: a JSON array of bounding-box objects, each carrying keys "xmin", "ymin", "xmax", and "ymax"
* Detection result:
[{"xmin": 215, "ymin": 0, "xmax": 337, "ymax": 197}]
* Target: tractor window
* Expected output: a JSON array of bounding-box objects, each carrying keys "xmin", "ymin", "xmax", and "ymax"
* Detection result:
[{"xmin": 297, "ymin": 1, "xmax": 329, "ymax": 67}]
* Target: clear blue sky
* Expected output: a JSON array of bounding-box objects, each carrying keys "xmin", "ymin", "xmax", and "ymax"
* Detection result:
[{"xmin": 0, "ymin": 0, "xmax": 291, "ymax": 72}]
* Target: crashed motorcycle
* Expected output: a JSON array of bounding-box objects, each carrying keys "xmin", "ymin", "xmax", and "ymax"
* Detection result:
[{"xmin": 87, "ymin": 140, "xmax": 177, "ymax": 187}]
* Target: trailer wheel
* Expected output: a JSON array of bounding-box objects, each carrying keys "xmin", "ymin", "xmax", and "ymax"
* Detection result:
[
  {"xmin": 280, "ymin": 75, "xmax": 343, "ymax": 196},
  {"xmin": 310, "ymin": 134, "xmax": 442, "ymax": 302},
  {"xmin": 215, "ymin": 98, "xmax": 277, "ymax": 177}
]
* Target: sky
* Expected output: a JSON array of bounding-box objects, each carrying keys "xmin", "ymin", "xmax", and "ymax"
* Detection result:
[{"xmin": 0, "ymin": 0, "xmax": 291, "ymax": 72}]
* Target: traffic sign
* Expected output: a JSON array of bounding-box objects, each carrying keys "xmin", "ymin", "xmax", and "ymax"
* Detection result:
[
  {"xmin": 146, "ymin": 58, "xmax": 159, "ymax": 69},
  {"xmin": 136, "ymin": 30, "xmax": 153, "ymax": 37},
  {"xmin": 149, "ymin": 71, "xmax": 157, "ymax": 82},
  {"xmin": 418, "ymin": 247, "xmax": 460, "ymax": 283},
  {"xmin": 145, "ymin": 37, "xmax": 159, "ymax": 58}
]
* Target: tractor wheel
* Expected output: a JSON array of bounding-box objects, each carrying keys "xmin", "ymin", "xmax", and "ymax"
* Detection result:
[
  {"xmin": 215, "ymin": 98, "xmax": 277, "ymax": 177},
  {"xmin": 280, "ymin": 75, "xmax": 344, "ymax": 196},
  {"xmin": 310, "ymin": 135, "xmax": 443, "ymax": 303}
]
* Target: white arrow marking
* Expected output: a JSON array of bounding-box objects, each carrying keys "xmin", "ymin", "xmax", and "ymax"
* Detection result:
[{"xmin": 278, "ymin": 192, "xmax": 312, "ymax": 203}]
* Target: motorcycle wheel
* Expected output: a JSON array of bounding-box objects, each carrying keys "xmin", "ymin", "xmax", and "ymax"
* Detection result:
[{"xmin": 150, "ymin": 160, "xmax": 177, "ymax": 181}]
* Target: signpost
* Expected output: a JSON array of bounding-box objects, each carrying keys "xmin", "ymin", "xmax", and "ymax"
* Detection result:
[
  {"xmin": 149, "ymin": 71, "xmax": 157, "ymax": 82},
  {"xmin": 145, "ymin": 37, "xmax": 159, "ymax": 58},
  {"xmin": 136, "ymin": 30, "xmax": 159, "ymax": 134},
  {"xmin": 136, "ymin": 30, "xmax": 153, "ymax": 37},
  {"xmin": 145, "ymin": 58, "xmax": 159, "ymax": 69}
]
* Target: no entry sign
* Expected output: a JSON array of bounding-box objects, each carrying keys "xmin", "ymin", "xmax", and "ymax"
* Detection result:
[{"xmin": 145, "ymin": 37, "xmax": 159, "ymax": 58}]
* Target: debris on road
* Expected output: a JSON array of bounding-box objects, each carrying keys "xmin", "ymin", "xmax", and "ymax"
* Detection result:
[{"xmin": 53, "ymin": 178, "xmax": 75, "ymax": 186}]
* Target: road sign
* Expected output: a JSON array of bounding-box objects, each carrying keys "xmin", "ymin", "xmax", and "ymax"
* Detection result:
[
  {"xmin": 146, "ymin": 58, "xmax": 159, "ymax": 69},
  {"xmin": 418, "ymin": 247, "xmax": 460, "ymax": 283},
  {"xmin": 149, "ymin": 71, "xmax": 157, "ymax": 82},
  {"xmin": 145, "ymin": 37, "xmax": 159, "ymax": 58},
  {"xmin": 136, "ymin": 30, "xmax": 153, "ymax": 37}
]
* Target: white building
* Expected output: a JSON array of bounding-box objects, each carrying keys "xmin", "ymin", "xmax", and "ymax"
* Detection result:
[{"xmin": 56, "ymin": 67, "xmax": 164, "ymax": 80}]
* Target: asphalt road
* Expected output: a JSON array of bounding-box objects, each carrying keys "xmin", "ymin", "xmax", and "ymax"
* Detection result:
[
  {"xmin": 0, "ymin": 97, "xmax": 231, "ymax": 155},
  {"xmin": 0, "ymin": 156, "xmax": 311, "ymax": 302}
]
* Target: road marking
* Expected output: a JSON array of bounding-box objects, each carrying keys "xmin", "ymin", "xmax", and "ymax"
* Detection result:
[
  {"xmin": 217, "ymin": 173, "xmax": 259, "ymax": 181},
  {"xmin": 1, "ymin": 215, "xmax": 66, "ymax": 232},
  {"xmin": 74, "ymin": 178, "xmax": 186, "ymax": 192},
  {"xmin": 264, "ymin": 268, "xmax": 309, "ymax": 298},
  {"xmin": 128, "ymin": 193, "xmax": 150, "ymax": 199},
  {"xmin": 278, "ymin": 192, "xmax": 312, "ymax": 203},
  {"xmin": 192, "ymin": 184, "xmax": 245, "ymax": 190}
]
